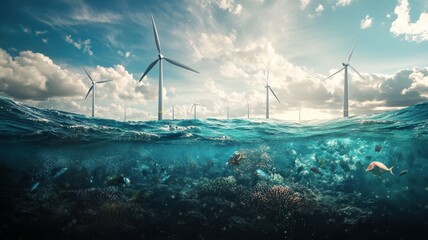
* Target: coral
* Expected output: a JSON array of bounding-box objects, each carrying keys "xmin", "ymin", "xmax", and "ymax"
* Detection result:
[
  {"xmin": 227, "ymin": 147, "xmax": 274, "ymax": 186},
  {"xmin": 251, "ymin": 184, "xmax": 302, "ymax": 214},
  {"xmin": 198, "ymin": 176, "xmax": 238, "ymax": 199},
  {"xmin": 71, "ymin": 187, "xmax": 127, "ymax": 206}
]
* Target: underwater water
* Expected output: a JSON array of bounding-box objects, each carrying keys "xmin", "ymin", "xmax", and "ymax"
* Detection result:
[{"xmin": 0, "ymin": 96, "xmax": 427, "ymax": 240}]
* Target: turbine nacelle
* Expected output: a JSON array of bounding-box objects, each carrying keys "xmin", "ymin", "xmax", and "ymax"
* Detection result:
[
  {"xmin": 158, "ymin": 54, "xmax": 164, "ymax": 59},
  {"xmin": 342, "ymin": 63, "xmax": 349, "ymax": 67}
]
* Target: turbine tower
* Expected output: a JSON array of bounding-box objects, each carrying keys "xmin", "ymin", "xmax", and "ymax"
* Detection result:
[
  {"xmin": 172, "ymin": 105, "xmax": 175, "ymax": 120},
  {"xmin": 139, "ymin": 15, "xmax": 199, "ymax": 120},
  {"xmin": 83, "ymin": 68, "xmax": 112, "ymax": 117},
  {"xmin": 226, "ymin": 107, "xmax": 230, "ymax": 120},
  {"xmin": 323, "ymin": 39, "xmax": 365, "ymax": 117},
  {"xmin": 264, "ymin": 66, "xmax": 280, "ymax": 119},
  {"xmin": 190, "ymin": 103, "xmax": 200, "ymax": 119}
]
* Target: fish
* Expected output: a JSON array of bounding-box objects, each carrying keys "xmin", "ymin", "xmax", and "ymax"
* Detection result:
[
  {"xmin": 226, "ymin": 151, "xmax": 246, "ymax": 166},
  {"xmin": 310, "ymin": 167, "xmax": 322, "ymax": 175},
  {"xmin": 399, "ymin": 170, "xmax": 408, "ymax": 176},
  {"xmin": 123, "ymin": 177, "xmax": 131, "ymax": 186},
  {"xmin": 53, "ymin": 167, "xmax": 68, "ymax": 178},
  {"xmin": 30, "ymin": 182, "xmax": 40, "ymax": 192},
  {"xmin": 256, "ymin": 169, "xmax": 269, "ymax": 180},
  {"xmin": 365, "ymin": 161, "xmax": 393, "ymax": 176},
  {"xmin": 375, "ymin": 145, "xmax": 382, "ymax": 152},
  {"xmin": 160, "ymin": 174, "xmax": 170, "ymax": 183}
]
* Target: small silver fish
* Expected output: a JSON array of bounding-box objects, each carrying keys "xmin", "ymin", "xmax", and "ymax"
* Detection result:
[
  {"xmin": 53, "ymin": 167, "xmax": 68, "ymax": 178},
  {"xmin": 30, "ymin": 182, "xmax": 40, "ymax": 192},
  {"xmin": 160, "ymin": 174, "xmax": 170, "ymax": 183},
  {"xmin": 256, "ymin": 169, "xmax": 269, "ymax": 180},
  {"xmin": 399, "ymin": 170, "xmax": 408, "ymax": 176}
]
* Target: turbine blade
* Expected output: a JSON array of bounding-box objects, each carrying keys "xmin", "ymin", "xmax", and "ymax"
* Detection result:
[
  {"xmin": 349, "ymin": 65, "xmax": 366, "ymax": 81},
  {"xmin": 347, "ymin": 37, "xmax": 357, "ymax": 63},
  {"xmin": 96, "ymin": 79, "xmax": 112, "ymax": 84},
  {"xmin": 139, "ymin": 59, "xmax": 159, "ymax": 82},
  {"xmin": 151, "ymin": 15, "xmax": 161, "ymax": 54},
  {"xmin": 190, "ymin": 104, "xmax": 194, "ymax": 112},
  {"xmin": 85, "ymin": 85, "xmax": 94, "ymax": 99},
  {"xmin": 323, "ymin": 67, "xmax": 345, "ymax": 81},
  {"xmin": 269, "ymin": 86, "xmax": 280, "ymax": 103},
  {"xmin": 164, "ymin": 58, "xmax": 199, "ymax": 74},
  {"xmin": 83, "ymin": 67, "xmax": 94, "ymax": 83}
]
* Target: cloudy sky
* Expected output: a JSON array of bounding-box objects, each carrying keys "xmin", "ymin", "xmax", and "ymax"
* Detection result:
[{"xmin": 0, "ymin": 0, "xmax": 427, "ymax": 121}]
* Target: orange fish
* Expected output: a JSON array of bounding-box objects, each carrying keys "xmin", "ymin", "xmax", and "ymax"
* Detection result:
[{"xmin": 366, "ymin": 161, "xmax": 394, "ymax": 176}]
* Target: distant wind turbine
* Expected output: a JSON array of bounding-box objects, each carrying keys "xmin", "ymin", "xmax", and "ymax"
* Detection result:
[
  {"xmin": 226, "ymin": 107, "xmax": 230, "ymax": 120},
  {"xmin": 264, "ymin": 65, "xmax": 280, "ymax": 119},
  {"xmin": 139, "ymin": 15, "xmax": 199, "ymax": 120},
  {"xmin": 83, "ymin": 67, "xmax": 112, "ymax": 117},
  {"xmin": 172, "ymin": 105, "xmax": 175, "ymax": 120},
  {"xmin": 190, "ymin": 103, "xmax": 200, "ymax": 119},
  {"xmin": 124, "ymin": 105, "xmax": 127, "ymax": 122},
  {"xmin": 323, "ymin": 38, "xmax": 365, "ymax": 117}
]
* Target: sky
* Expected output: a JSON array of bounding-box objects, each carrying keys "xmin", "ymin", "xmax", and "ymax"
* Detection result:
[{"xmin": 0, "ymin": 0, "xmax": 427, "ymax": 121}]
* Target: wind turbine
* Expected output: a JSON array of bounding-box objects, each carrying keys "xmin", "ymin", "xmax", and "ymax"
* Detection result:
[
  {"xmin": 190, "ymin": 103, "xmax": 200, "ymax": 119},
  {"xmin": 83, "ymin": 67, "xmax": 112, "ymax": 117},
  {"xmin": 226, "ymin": 107, "xmax": 230, "ymax": 120},
  {"xmin": 264, "ymin": 65, "xmax": 280, "ymax": 119},
  {"xmin": 139, "ymin": 15, "xmax": 199, "ymax": 120},
  {"xmin": 172, "ymin": 105, "xmax": 175, "ymax": 120},
  {"xmin": 323, "ymin": 38, "xmax": 365, "ymax": 117},
  {"xmin": 245, "ymin": 97, "xmax": 249, "ymax": 119}
]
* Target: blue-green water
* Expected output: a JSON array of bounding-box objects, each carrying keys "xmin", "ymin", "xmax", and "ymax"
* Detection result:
[{"xmin": 0, "ymin": 96, "xmax": 427, "ymax": 239}]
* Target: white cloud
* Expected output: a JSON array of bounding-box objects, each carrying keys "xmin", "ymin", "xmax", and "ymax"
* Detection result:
[
  {"xmin": 234, "ymin": 4, "xmax": 243, "ymax": 15},
  {"xmin": 300, "ymin": 0, "xmax": 311, "ymax": 10},
  {"xmin": 386, "ymin": 13, "xmax": 391, "ymax": 19},
  {"xmin": 390, "ymin": 0, "xmax": 428, "ymax": 42},
  {"xmin": 65, "ymin": 35, "xmax": 93, "ymax": 56},
  {"xmin": 189, "ymin": 32, "xmax": 236, "ymax": 60},
  {"xmin": 35, "ymin": 30, "xmax": 48, "ymax": 36},
  {"xmin": 315, "ymin": 4, "xmax": 324, "ymax": 14},
  {"xmin": 34, "ymin": 0, "xmax": 121, "ymax": 27},
  {"xmin": 403, "ymin": 68, "xmax": 428, "ymax": 96},
  {"xmin": 336, "ymin": 0, "xmax": 352, "ymax": 7},
  {"xmin": 20, "ymin": 25, "xmax": 31, "ymax": 34},
  {"xmin": 85, "ymin": 65, "xmax": 156, "ymax": 102},
  {"xmin": 71, "ymin": 2, "xmax": 121, "ymax": 24},
  {"xmin": 42, "ymin": 38, "xmax": 48, "ymax": 44},
  {"xmin": 360, "ymin": 15, "xmax": 373, "ymax": 29},
  {"xmin": 199, "ymin": 0, "xmax": 243, "ymax": 15},
  {"xmin": 125, "ymin": 51, "xmax": 131, "ymax": 58},
  {"xmin": 0, "ymin": 48, "xmax": 86, "ymax": 100}
]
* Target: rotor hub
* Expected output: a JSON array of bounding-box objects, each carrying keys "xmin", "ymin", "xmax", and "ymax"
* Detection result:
[{"xmin": 159, "ymin": 54, "xmax": 164, "ymax": 59}]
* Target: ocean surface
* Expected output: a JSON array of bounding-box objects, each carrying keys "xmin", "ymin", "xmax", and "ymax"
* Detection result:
[{"xmin": 0, "ymin": 96, "xmax": 427, "ymax": 239}]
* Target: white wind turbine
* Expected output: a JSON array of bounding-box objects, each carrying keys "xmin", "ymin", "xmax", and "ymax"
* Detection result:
[
  {"xmin": 226, "ymin": 107, "xmax": 230, "ymax": 120},
  {"xmin": 190, "ymin": 103, "xmax": 200, "ymax": 119},
  {"xmin": 323, "ymin": 39, "xmax": 365, "ymax": 117},
  {"xmin": 245, "ymin": 97, "xmax": 249, "ymax": 119},
  {"xmin": 83, "ymin": 68, "xmax": 112, "ymax": 117},
  {"xmin": 139, "ymin": 15, "xmax": 199, "ymax": 120},
  {"xmin": 264, "ymin": 65, "xmax": 280, "ymax": 119},
  {"xmin": 171, "ymin": 105, "xmax": 175, "ymax": 120}
]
